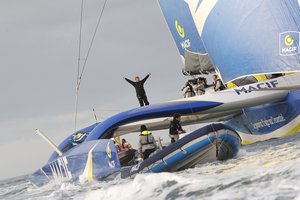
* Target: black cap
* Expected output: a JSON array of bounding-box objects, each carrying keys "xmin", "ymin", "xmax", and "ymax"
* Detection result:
[
  {"xmin": 173, "ymin": 113, "xmax": 181, "ymax": 119},
  {"xmin": 140, "ymin": 125, "xmax": 147, "ymax": 132}
]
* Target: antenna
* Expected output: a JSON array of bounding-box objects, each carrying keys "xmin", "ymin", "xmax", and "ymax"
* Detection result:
[{"xmin": 93, "ymin": 108, "xmax": 98, "ymax": 123}]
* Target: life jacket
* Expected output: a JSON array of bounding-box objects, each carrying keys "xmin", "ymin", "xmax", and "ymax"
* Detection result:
[
  {"xmin": 141, "ymin": 130, "xmax": 151, "ymax": 135},
  {"xmin": 169, "ymin": 120, "xmax": 183, "ymax": 135},
  {"xmin": 140, "ymin": 130, "xmax": 154, "ymax": 145}
]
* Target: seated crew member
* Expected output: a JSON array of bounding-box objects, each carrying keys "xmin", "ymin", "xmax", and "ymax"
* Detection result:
[
  {"xmin": 114, "ymin": 136, "xmax": 122, "ymax": 152},
  {"xmin": 193, "ymin": 78, "xmax": 205, "ymax": 95},
  {"xmin": 138, "ymin": 125, "xmax": 157, "ymax": 160},
  {"xmin": 213, "ymin": 75, "xmax": 225, "ymax": 91},
  {"xmin": 182, "ymin": 81, "xmax": 195, "ymax": 98},
  {"xmin": 121, "ymin": 138, "xmax": 132, "ymax": 150}
]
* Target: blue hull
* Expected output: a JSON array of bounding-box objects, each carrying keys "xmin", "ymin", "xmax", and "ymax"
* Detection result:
[
  {"xmin": 226, "ymin": 90, "xmax": 300, "ymax": 144},
  {"xmin": 29, "ymin": 89, "xmax": 300, "ymax": 186},
  {"xmin": 120, "ymin": 123, "xmax": 241, "ymax": 178},
  {"xmin": 28, "ymin": 139, "xmax": 121, "ymax": 186},
  {"xmin": 47, "ymin": 88, "xmax": 300, "ymax": 161},
  {"xmin": 28, "ymin": 124, "xmax": 241, "ymax": 186}
]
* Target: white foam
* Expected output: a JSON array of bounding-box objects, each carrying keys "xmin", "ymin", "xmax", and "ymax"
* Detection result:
[{"xmin": 3, "ymin": 135, "xmax": 300, "ymax": 200}]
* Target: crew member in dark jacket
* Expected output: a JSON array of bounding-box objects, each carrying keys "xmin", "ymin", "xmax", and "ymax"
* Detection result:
[
  {"xmin": 124, "ymin": 73, "xmax": 151, "ymax": 107},
  {"xmin": 169, "ymin": 113, "xmax": 186, "ymax": 143}
]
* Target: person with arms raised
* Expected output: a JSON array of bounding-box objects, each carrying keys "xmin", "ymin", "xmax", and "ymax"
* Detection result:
[{"xmin": 124, "ymin": 73, "xmax": 151, "ymax": 107}]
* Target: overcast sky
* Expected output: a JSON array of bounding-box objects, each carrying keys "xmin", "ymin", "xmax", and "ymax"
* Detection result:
[{"xmin": 0, "ymin": 0, "xmax": 192, "ymax": 180}]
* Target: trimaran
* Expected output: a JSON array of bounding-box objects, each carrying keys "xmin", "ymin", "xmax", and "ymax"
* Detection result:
[{"xmin": 29, "ymin": 0, "xmax": 300, "ymax": 186}]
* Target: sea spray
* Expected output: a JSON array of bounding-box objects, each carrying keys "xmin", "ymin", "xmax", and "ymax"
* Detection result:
[{"xmin": 2, "ymin": 133, "xmax": 300, "ymax": 200}]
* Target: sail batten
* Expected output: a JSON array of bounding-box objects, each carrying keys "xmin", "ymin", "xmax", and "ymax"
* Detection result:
[{"xmin": 158, "ymin": 0, "xmax": 300, "ymax": 82}]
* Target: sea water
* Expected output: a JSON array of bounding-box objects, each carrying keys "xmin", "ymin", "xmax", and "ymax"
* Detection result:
[{"xmin": 2, "ymin": 133, "xmax": 300, "ymax": 200}]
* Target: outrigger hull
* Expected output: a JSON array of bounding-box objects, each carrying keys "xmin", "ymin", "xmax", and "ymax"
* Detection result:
[
  {"xmin": 119, "ymin": 123, "xmax": 240, "ymax": 178},
  {"xmin": 28, "ymin": 124, "xmax": 240, "ymax": 186}
]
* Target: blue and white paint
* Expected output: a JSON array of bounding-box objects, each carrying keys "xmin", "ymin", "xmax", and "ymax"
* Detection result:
[{"xmin": 158, "ymin": 0, "xmax": 300, "ymax": 82}]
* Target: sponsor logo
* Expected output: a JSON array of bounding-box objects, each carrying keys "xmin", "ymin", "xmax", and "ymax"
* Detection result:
[
  {"xmin": 175, "ymin": 20, "xmax": 191, "ymax": 49},
  {"xmin": 234, "ymin": 80, "xmax": 278, "ymax": 95},
  {"xmin": 108, "ymin": 160, "xmax": 116, "ymax": 168},
  {"xmin": 175, "ymin": 20, "xmax": 185, "ymax": 38},
  {"xmin": 180, "ymin": 39, "xmax": 191, "ymax": 49},
  {"xmin": 279, "ymin": 31, "xmax": 300, "ymax": 56},
  {"xmin": 251, "ymin": 114, "xmax": 286, "ymax": 130},
  {"xmin": 106, "ymin": 143, "xmax": 112, "ymax": 159},
  {"xmin": 285, "ymin": 35, "xmax": 294, "ymax": 46},
  {"xmin": 130, "ymin": 163, "xmax": 141, "ymax": 173},
  {"xmin": 106, "ymin": 142, "xmax": 116, "ymax": 168}
]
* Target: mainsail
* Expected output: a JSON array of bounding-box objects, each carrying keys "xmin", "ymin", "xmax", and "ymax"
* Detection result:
[
  {"xmin": 158, "ymin": 0, "xmax": 300, "ymax": 83},
  {"xmin": 158, "ymin": 0, "xmax": 214, "ymax": 75}
]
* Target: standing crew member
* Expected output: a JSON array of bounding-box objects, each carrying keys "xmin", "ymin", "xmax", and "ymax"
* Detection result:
[
  {"xmin": 124, "ymin": 73, "xmax": 151, "ymax": 107},
  {"xmin": 169, "ymin": 113, "xmax": 186, "ymax": 143},
  {"xmin": 138, "ymin": 125, "xmax": 157, "ymax": 160}
]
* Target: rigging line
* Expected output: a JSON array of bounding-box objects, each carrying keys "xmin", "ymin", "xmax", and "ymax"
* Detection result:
[
  {"xmin": 77, "ymin": 0, "xmax": 108, "ymax": 90},
  {"xmin": 93, "ymin": 108, "xmax": 98, "ymax": 123},
  {"xmin": 77, "ymin": 0, "xmax": 84, "ymax": 85},
  {"xmin": 75, "ymin": 0, "xmax": 85, "ymax": 131},
  {"xmin": 74, "ymin": 0, "xmax": 108, "ymax": 131}
]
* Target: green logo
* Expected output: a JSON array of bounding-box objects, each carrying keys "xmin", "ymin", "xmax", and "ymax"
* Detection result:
[
  {"xmin": 284, "ymin": 35, "xmax": 294, "ymax": 46},
  {"xmin": 175, "ymin": 20, "xmax": 185, "ymax": 38}
]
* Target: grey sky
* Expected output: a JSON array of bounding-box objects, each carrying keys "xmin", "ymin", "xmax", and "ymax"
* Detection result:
[{"xmin": 0, "ymin": 0, "xmax": 190, "ymax": 180}]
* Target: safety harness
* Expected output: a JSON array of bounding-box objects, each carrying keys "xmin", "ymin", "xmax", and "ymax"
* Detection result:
[{"xmin": 140, "ymin": 130, "xmax": 154, "ymax": 145}]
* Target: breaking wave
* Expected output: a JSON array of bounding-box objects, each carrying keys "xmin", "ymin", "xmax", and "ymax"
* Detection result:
[{"xmin": 2, "ymin": 133, "xmax": 300, "ymax": 200}]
